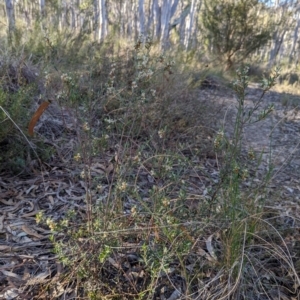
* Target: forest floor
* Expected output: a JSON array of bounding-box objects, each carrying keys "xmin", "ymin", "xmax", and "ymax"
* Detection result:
[
  {"xmin": 212, "ymin": 84, "xmax": 300, "ymax": 216},
  {"xmin": 1, "ymin": 82, "xmax": 300, "ymax": 299}
]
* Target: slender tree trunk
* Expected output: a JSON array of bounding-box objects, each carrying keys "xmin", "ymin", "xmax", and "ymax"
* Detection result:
[
  {"xmin": 138, "ymin": 0, "xmax": 145, "ymax": 35},
  {"xmin": 120, "ymin": 0, "xmax": 126, "ymax": 37},
  {"xmin": 130, "ymin": 0, "xmax": 138, "ymax": 40},
  {"xmin": 77, "ymin": 0, "xmax": 84, "ymax": 33},
  {"xmin": 268, "ymin": 1, "xmax": 291, "ymax": 67},
  {"xmin": 179, "ymin": 4, "xmax": 191, "ymax": 46},
  {"xmin": 153, "ymin": 0, "xmax": 161, "ymax": 40},
  {"xmin": 289, "ymin": 11, "xmax": 300, "ymax": 65},
  {"xmin": 184, "ymin": 0, "xmax": 196, "ymax": 49},
  {"xmin": 268, "ymin": 29, "xmax": 287, "ymax": 67},
  {"xmin": 170, "ymin": 0, "xmax": 179, "ymax": 18},
  {"xmin": 70, "ymin": 0, "xmax": 76, "ymax": 30},
  {"xmin": 100, "ymin": 0, "xmax": 108, "ymax": 40},
  {"xmin": 94, "ymin": 0, "xmax": 100, "ymax": 41},
  {"xmin": 295, "ymin": 42, "xmax": 300, "ymax": 67},
  {"xmin": 160, "ymin": 0, "xmax": 172, "ymax": 49},
  {"xmin": 5, "ymin": 0, "xmax": 15, "ymax": 34},
  {"xmin": 126, "ymin": 0, "xmax": 132, "ymax": 38},
  {"xmin": 58, "ymin": 0, "xmax": 67, "ymax": 31},
  {"xmin": 146, "ymin": 0, "xmax": 152, "ymax": 34},
  {"xmin": 94, "ymin": 0, "xmax": 108, "ymax": 40},
  {"xmin": 191, "ymin": 0, "xmax": 202, "ymax": 49},
  {"xmin": 24, "ymin": 0, "xmax": 32, "ymax": 29},
  {"xmin": 40, "ymin": 0, "xmax": 45, "ymax": 17}
]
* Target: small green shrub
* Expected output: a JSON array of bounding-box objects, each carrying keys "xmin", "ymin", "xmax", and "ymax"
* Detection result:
[{"xmin": 0, "ymin": 54, "xmax": 55, "ymax": 173}]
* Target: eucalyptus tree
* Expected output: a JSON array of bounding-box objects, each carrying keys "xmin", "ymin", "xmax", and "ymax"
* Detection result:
[
  {"xmin": 94, "ymin": 0, "xmax": 108, "ymax": 42},
  {"xmin": 267, "ymin": 0, "xmax": 296, "ymax": 67}
]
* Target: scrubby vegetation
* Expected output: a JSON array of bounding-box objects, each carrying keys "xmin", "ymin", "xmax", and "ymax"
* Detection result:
[{"xmin": 1, "ymin": 2, "xmax": 300, "ymax": 299}]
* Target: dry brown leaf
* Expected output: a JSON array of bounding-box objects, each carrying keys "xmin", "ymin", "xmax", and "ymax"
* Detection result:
[
  {"xmin": 51, "ymin": 281, "xmax": 67, "ymax": 298},
  {"xmin": 26, "ymin": 271, "xmax": 51, "ymax": 285},
  {"xmin": 25, "ymin": 185, "xmax": 37, "ymax": 195},
  {"xmin": 0, "ymin": 245, "xmax": 12, "ymax": 251},
  {"xmin": 108, "ymin": 257, "xmax": 120, "ymax": 269},
  {"xmin": 22, "ymin": 210, "xmax": 41, "ymax": 217},
  {"xmin": 1, "ymin": 288, "xmax": 19, "ymax": 299},
  {"xmin": 48, "ymin": 195, "xmax": 54, "ymax": 205},
  {"xmin": 0, "ymin": 215, "xmax": 4, "ymax": 231},
  {"xmin": 90, "ymin": 163, "xmax": 106, "ymax": 174},
  {"xmin": 206, "ymin": 234, "xmax": 217, "ymax": 261},
  {"xmin": 106, "ymin": 162, "xmax": 114, "ymax": 174},
  {"xmin": 28, "ymin": 101, "xmax": 50, "ymax": 136},
  {"xmin": 21, "ymin": 225, "xmax": 44, "ymax": 239},
  {"xmin": 0, "ymin": 270, "xmax": 22, "ymax": 280},
  {"xmin": 0, "ymin": 199, "xmax": 15, "ymax": 206}
]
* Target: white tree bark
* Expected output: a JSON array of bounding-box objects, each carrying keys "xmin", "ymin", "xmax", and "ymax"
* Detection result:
[
  {"xmin": 145, "ymin": 0, "xmax": 152, "ymax": 34},
  {"xmin": 40, "ymin": 0, "xmax": 45, "ymax": 17},
  {"xmin": 120, "ymin": 0, "xmax": 126, "ymax": 37},
  {"xmin": 58, "ymin": 0, "xmax": 67, "ymax": 30},
  {"xmin": 70, "ymin": 0, "xmax": 77, "ymax": 30},
  {"xmin": 289, "ymin": 10, "xmax": 300, "ymax": 64},
  {"xmin": 179, "ymin": 4, "xmax": 191, "ymax": 46},
  {"xmin": 94, "ymin": 0, "xmax": 108, "ymax": 41},
  {"xmin": 153, "ymin": 0, "xmax": 161, "ymax": 39},
  {"xmin": 191, "ymin": 0, "xmax": 202, "ymax": 48},
  {"xmin": 100, "ymin": 0, "xmax": 108, "ymax": 40},
  {"xmin": 138, "ymin": 0, "xmax": 145, "ymax": 35},
  {"xmin": 160, "ymin": 0, "xmax": 172, "ymax": 48},
  {"xmin": 77, "ymin": 0, "xmax": 84, "ymax": 32},
  {"xmin": 130, "ymin": 0, "xmax": 138, "ymax": 40},
  {"xmin": 268, "ymin": 2, "xmax": 286, "ymax": 67},
  {"xmin": 184, "ymin": 0, "xmax": 196, "ymax": 49},
  {"xmin": 94, "ymin": 0, "xmax": 100, "ymax": 41}
]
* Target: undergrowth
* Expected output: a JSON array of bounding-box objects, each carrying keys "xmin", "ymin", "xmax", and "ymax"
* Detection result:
[
  {"xmin": 1, "ymin": 29, "xmax": 299, "ymax": 299},
  {"xmin": 0, "ymin": 52, "xmax": 56, "ymax": 173},
  {"xmin": 33, "ymin": 37, "xmax": 300, "ymax": 299}
]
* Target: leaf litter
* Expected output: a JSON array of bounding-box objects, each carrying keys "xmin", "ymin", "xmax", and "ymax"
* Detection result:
[{"xmin": 0, "ymin": 85, "xmax": 300, "ymax": 299}]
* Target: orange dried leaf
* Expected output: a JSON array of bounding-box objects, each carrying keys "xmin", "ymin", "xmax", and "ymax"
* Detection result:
[{"xmin": 28, "ymin": 101, "xmax": 50, "ymax": 136}]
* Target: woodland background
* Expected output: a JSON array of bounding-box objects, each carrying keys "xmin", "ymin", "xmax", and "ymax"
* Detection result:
[{"xmin": 2, "ymin": 0, "xmax": 300, "ymax": 69}]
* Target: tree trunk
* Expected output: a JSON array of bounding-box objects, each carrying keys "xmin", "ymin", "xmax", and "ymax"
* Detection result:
[
  {"xmin": 170, "ymin": 0, "xmax": 180, "ymax": 19},
  {"xmin": 5, "ymin": 0, "xmax": 15, "ymax": 33},
  {"xmin": 153, "ymin": 0, "xmax": 161, "ymax": 40},
  {"xmin": 160, "ymin": 0, "xmax": 172, "ymax": 49},
  {"xmin": 58, "ymin": 0, "xmax": 67, "ymax": 31},
  {"xmin": 40, "ymin": 0, "xmax": 45, "ymax": 17},
  {"xmin": 289, "ymin": 11, "xmax": 300, "ymax": 65},
  {"xmin": 146, "ymin": 0, "xmax": 152, "ymax": 34},
  {"xmin": 268, "ymin": 2, "xmax": 290, "ymax": 68},
  {"xmin": 191, "ymin": 0, "xmax": 202, "ymax": 49},
  {"xmin": 100, "ymin": 0, "xmax": 108, "ymax": 40},
  {"xmin": 138, "ymin": 0, "xmax": 145, "ymax": 35},
  {"xmin": 184, "ymin": 0, "xmax": 196, "ymax": 49},
  {"xmin": 93, "ymin": 0, "xmax": 108, "ymax": 39},
  {"xmin": 130, "ymin": 0, "xmax": 138, "ymax": 40},
  {"xmin": 268, "ymin": 29, "xmax": 287, "ymax": 68},
  {"xmin": 23, "ymin": 0, "xmax": 32, "ymax": 29},
  {"xmin": 179, "ymin": 4, "xmax": 191, "ymax": 46},
  {"xmin": 94, "ymin": 0, "xmax": 100, "ymax": 41},
  {"xmin": 120, "ymin": 0, "xmax": 126, "ymax": 37}
]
